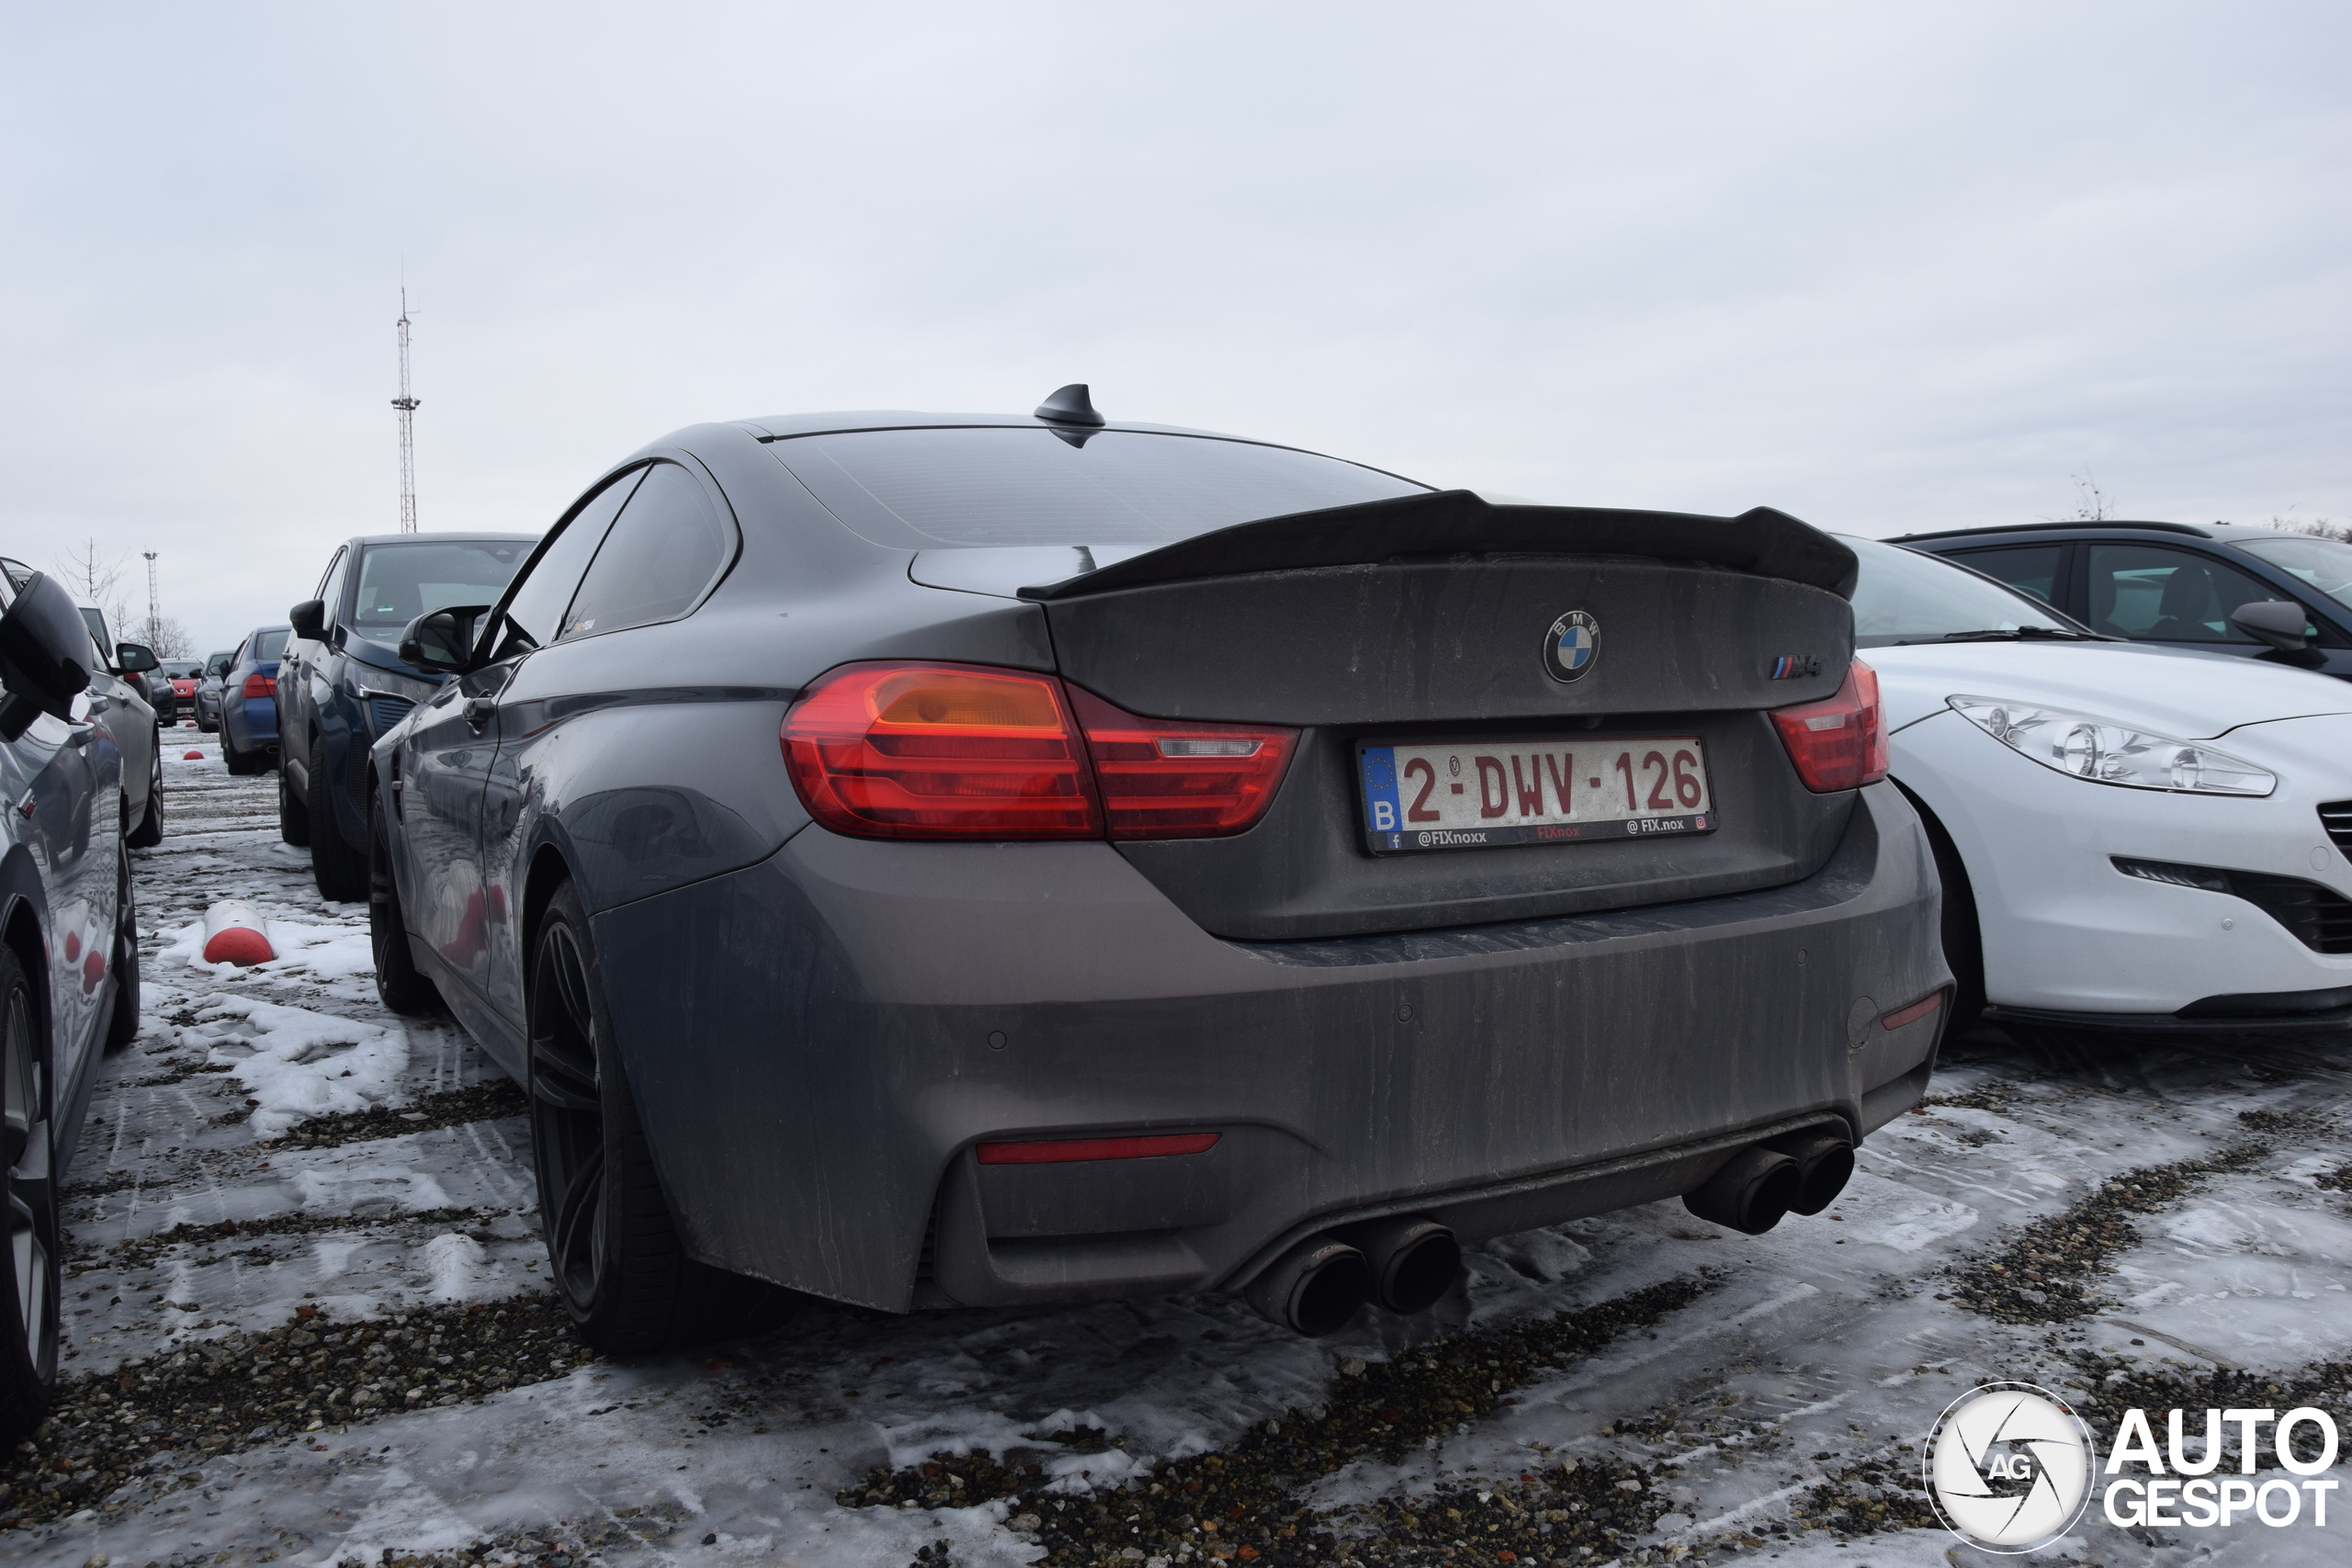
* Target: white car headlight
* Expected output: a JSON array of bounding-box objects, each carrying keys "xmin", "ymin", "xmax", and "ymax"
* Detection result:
[{"xmin": 1946, "ymin": 695, "xmax": 2276, "ymax": 796}]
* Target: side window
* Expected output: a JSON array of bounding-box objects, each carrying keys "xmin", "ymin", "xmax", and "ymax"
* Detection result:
[
  {"xmin": 558, "ymin": 463, "xmax": 734, "ymax": 641},
  {"xmin": 315, "ymin": 547, "xmax": 351, "ymax": 631},
  {"xmin": 2085, "ymin": 545, "xmax": 2280, "ymax": 643},
  {"xmin": 492, "ymin": 468, "xmax": 649, "ymax": 660},
  {"xmin": 1946, "ymin": 545, "xmax": 2064, "ymax": 607}
]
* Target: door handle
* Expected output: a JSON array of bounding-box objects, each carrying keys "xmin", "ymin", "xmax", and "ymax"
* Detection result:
[{"xmin": 463, "ymin": 697, "xmax": 497, "ymax": 728}]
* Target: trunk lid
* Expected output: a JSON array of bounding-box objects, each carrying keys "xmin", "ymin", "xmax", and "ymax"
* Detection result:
[{"xmin": 1022, "ymin": 493, "xmax": 1862, "ymax": 941}]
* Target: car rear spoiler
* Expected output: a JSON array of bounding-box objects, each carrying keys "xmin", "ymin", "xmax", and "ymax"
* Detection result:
[{"xmin": 1016, "ymin": 490, "xmax": 1858, "ymax": 602}]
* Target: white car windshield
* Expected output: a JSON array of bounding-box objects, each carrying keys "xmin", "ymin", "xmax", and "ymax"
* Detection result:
[
  {"xmin": 2234, "ymin": 533, "xmax": 2352, "ymax": 615},
  {"xmin": 1838, "ymin": 535, "xmax": 2092, "ymax": 647}
]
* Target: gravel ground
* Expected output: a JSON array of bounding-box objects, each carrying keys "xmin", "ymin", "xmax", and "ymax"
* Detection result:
[{"xmin": 4, "ymin": 732, "xmax": 2349, "ymax": 1566}]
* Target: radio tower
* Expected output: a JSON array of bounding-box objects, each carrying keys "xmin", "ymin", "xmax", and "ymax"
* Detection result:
[
  {"xmin": 142, "ymin": 551, "xmax": 159, "ymax": 646},
  {"xmin": 392, "ymin": 288, "xmax": 420, "ymax": 533}
]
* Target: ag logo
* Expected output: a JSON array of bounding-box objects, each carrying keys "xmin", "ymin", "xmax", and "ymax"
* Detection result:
[
  {"xmin": 1543, "ymin": 611, "xmax": 1600, "ymax": 683},
  {"xmin": 1925, "ymin": 1382, "xmax": 2095, "ymax": 1553}
]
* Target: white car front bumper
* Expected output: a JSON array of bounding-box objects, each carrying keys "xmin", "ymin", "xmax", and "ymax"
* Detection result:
[{"xmin": 1894, "ymin": 708, "xmax": 2352, "ymax": 1021}]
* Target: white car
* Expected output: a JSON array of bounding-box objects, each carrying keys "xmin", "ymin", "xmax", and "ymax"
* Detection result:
[{"xmin": 1845, "ymin": 535, "xmax": 2352, "ymax": 1043}]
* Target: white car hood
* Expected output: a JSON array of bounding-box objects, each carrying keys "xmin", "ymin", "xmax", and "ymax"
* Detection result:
[{"xmin": 1860, "ymin": 640, "xmax": 2352, "ymax": 740}]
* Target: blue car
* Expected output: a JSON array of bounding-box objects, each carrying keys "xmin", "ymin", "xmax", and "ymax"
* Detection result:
[
  {"xmin": 220, "ymin": 625, "xmax": 289, "ymax": 775},
  {"xmin": 279, "ymin": 535, "xmax": 537, "ymax": 899}
]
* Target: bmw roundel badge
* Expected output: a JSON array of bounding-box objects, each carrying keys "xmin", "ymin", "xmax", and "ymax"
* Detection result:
[{"xmin": 1543, "ymin": 610, "xmax": 1600, "ymax": 682}]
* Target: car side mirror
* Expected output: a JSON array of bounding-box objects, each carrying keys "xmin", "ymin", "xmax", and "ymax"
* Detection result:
[
  {"xmin": 400, "ymin": 604, "xmax": 491, "ymax": 675},
  {"xmin": 0, "ymin": 572, "xmax": 96, "ymax": 740},
  {"xmin": 288, "ymin": 599, "xmax": 326, "ymax": 641},
  {"xmin": 2232, "ymin": 600, "xmax": 2315, "ymax": 653},
  {"xmin": 114, "ymin": 641, "xmax": 158, "ymax": 673}
]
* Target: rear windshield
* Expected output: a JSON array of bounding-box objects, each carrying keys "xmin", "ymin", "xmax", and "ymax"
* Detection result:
[
  {"xmin": 250, "ymin": 629, "xmax": 288, "ymax": 661},
  {"xmin": 772, "ymin": 427, "xmax": 1428, "ymax": 549},
  {"xmin": 351, "ymin": 540, "xmax": 534, "ymax": 630}
]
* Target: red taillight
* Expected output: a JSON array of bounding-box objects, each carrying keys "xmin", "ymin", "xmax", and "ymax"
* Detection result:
[
  {"xmin": 976, "ymin": 1132, "xmax": 1220, "ymax": 1165},
  {"xmin": 1770, "ymin": 660, "xmax": 1890, "ymax": 792},
  {"xmin": 781, "ymin": 663, "xmax": 1098, "ymax": 840},
  {"xmin": 1068, "ymin": 687, "xmax": 1295, "ymax": 840},
  {"xmin": 781, "ymin": 662, "xmax": 1295, "ymax": 842},
  {"xmin": 241, "ymin": 673, "xmax": 277, "ymax": 699}
]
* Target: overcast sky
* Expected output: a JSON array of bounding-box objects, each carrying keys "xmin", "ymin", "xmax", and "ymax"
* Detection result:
[{"xmin": 6, "ymin": 3, "xmax": 2349, "ymax": 653}]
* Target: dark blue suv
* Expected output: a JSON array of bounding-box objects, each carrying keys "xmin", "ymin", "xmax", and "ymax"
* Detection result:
[{"xmin": 279, "ymin": 534, "xmax": 536, "ymax": 900}]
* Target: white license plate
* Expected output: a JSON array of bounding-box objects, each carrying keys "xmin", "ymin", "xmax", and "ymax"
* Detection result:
[{"xmin": 1356, "ymin": 737, "xmax": 1716, "ymax": 853}]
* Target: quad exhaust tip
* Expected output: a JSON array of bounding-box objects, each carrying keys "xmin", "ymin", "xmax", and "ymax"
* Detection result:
[
  {"xmin": 1246, "ymin": 1236, "xmax": 1373, "ymax": 1337},
  {"xmin": 1248, "ymin": 1215, "xmax": 1464, "ymax": 1335},
  {"xmin": 1770, "ymin": 1130, "xmax": 1857, "ymax": 1217},
  {"xmin": 1682, "ymin": 1132, "xmax": 1854, "ymax": 1235},
  {"xmin": 1341, "ymin": 1214, "xmax": 1463, "ymax": 1316}
]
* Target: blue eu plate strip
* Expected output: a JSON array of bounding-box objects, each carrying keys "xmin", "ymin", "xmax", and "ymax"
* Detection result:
[{"xmin": 1360, "ymin": 745, "xmax": 1405, "ymax": 848}]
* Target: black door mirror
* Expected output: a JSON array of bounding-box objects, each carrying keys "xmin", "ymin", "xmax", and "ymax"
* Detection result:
[
  {"xmin": 399, "ymin": 604, "xmax": 491, "ymax": 675},
  {"xmin": 0, "ymin": 572, "xmax": 96, "ymax": 740},
  {"xmin": 115, "ymin": 641, "xmax": 158, "ymax": 673},
  {"xmin": 2232, "ymin": 600, "xmax": 2315, "ymax": 653},
  {"xmin": 288, "ymin": 599, "xmax": 326, "ymax": 641}
]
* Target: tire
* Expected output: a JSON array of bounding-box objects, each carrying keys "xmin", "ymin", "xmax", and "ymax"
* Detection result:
[
  {"xmin": 0, "ymin": 945, "xmax": 62, "ymax": 1439},
  {"xmin": 278, "ymin": 762, "xmax": 310, "ymax": 846},
  {"xmin": 308, "ymin": 739, "xmax": 369, "ymax": 902},
  {"xmin": 527, "ymin": 880, "xmax": 797, "ymax": 1355},
  {"xmin": 223, "ymin": 737, "xmax": 262, "ymax": 776},
  {"xmin": 369, "ymin": 794, "xmax": 440, "ymax": 1017},
  {"xmin": 104, "ymin": 823, "xmax": 140, "ymax": 1052},
  {"xmin": 125, "ymin": 736, "xmax": 164, "ymax": 849}
]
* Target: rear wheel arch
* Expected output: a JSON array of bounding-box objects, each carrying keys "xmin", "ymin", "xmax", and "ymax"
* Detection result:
[
  {"xmin": 521, "ymin": 844, "xmax": 576, "ymax": 962},
  {"xmin": 0, "ymin": 893, "xmax": 50, "ymax": 1071}
]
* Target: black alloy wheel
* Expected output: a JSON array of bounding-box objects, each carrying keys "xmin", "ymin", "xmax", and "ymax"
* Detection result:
[
  {"xmin": 278, "ymin": 762, "xmax": 310, "ymax": 845},
  {"xmin": 104, "ymin": 816, "xmax": 140, "ymax": 1050},
  {"xmin": 0, "ymin": 947, "xmax": 60, "ymax": 1438},
  {"xmin": 125, "ymin": 736, "xmax": 163, "ymax": 849},
  {"xmin": 368, "ymin": 795, "xmax": 439, "ymax": 1017},
  {"xmin": 526, "ymin": 882, "xmax": 794, "ymax": 1355},
  {"xmin": 308, "ymin": 739, "xmax": 368, "ymax": 902}
]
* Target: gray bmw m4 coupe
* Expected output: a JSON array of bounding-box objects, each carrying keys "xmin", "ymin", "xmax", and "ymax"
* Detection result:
[{"xmin": 370, "ymin": 386, "xmax": 1951, "ymax": 1351}]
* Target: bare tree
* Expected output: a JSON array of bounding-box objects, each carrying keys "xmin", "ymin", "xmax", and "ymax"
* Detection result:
[
  {"xmin": 142, "ymin": 615, "xmax": 194, "ymax": 660},
  {"xmin": 50, "ymin": 537, "xmax": 137, "ymax": 645},
  {"xmin": 2066, "ymin": 471, "xmax": 2112, "ymax": 521},
  {"xmin": 2272, "ymin": 513, "xmax": 2349, "ymax": 542}
]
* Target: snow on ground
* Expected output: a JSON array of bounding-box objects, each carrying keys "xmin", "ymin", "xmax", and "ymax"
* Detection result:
[{"xmin": 9, "ymin": 728, "xmax": 2351, "ymax": 1565}]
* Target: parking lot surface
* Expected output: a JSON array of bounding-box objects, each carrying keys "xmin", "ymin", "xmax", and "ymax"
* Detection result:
[{"xmin": 4, "ymin": 736, "xmax": 2348, "ymax": 1567}]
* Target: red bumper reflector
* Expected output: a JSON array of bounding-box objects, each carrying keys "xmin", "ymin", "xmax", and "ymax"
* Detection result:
[
  {"xmin": 1880, "ymin": 991, "xmax": 1944, "ymax": 1031},
  {"xmin": 976, "ymin": 1132, "xmax": 1221, "ymax": 1165}
]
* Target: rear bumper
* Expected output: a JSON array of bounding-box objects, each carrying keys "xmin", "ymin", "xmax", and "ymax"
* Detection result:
[
  {"xmin": 224, "ymin": 695, "xmax": 278, "ymax": 751},
  {"xmin": 592, "ymin": 782, "xmax": 1948, "ymax": 1313}
]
